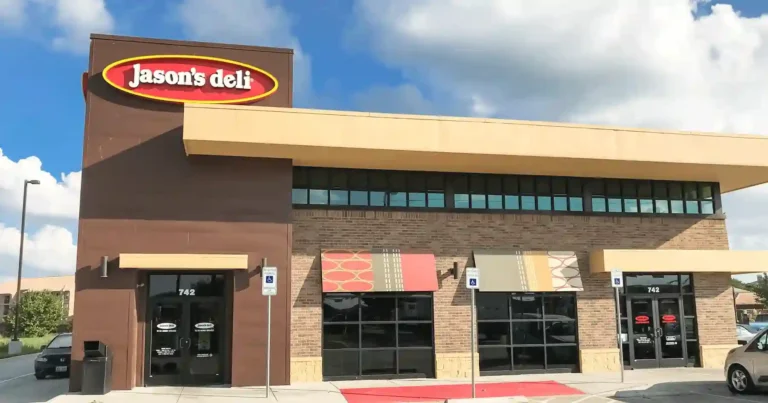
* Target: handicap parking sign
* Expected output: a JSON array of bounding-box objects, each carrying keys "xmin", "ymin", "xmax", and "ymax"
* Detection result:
[
  {"xmin": 469, "ymin": 278, "xmax": 477, "ymax": 287},
  {"xmin": 266, "ymin": 275, "xmax": 274, "ymax": 284}
]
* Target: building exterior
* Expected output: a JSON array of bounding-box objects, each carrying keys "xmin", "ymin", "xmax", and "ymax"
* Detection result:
[
  {"xmin": 0, "ymin": 275, "xmax": 75, "ymax": 319},
  {"xmin": 734, "ymin": 287, "xmax": 764, "ymax": 323},
  {"xmin": 72, "ymin": 34, "xmax": 768, "ymax": 392}
]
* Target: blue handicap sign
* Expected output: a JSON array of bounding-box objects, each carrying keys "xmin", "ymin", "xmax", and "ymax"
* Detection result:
[
  {"xmin": 613, "ymin": 278, "xmax": 621, "ymax": 285},
  {"xmin": 469, "ymin": 278, "xmax": 477, "ymax": 286},
  {"xmin": 266, "ymin": 275, "xmax": 274, "ymax": 284}
]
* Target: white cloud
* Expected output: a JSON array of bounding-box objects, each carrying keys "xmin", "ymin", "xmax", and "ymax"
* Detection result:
[
  {"xmin": 49, "ymin": 0, "xmax": 114, "ymax": 54},
  {"xmin": 0, "ymin": 148, "xmax": 80, "ymax": 279},
  {"xmin": 351, "ymin": 0, "xmax": 768, "ymax": 277},
  {"xmin": 0, "ymin": 0, "xmax": 25, "ymax": 28},
  {"xmin": 0, "ymin": 0, "xmax": 114, "ymax": 54},
  {"xmin": 177, "ymin": 0, "xmax": 314, "ymax": 106},
  {"xmin": 0, "ymin": 148, "xmax": 80, "ymax": 220},
  {"xmin": 352, "ymin": 84, "xmax": 437, "ymax": 115},
  {"xmin": 0, "ymin": 223, "xmax": 76, "ymax": 277}
]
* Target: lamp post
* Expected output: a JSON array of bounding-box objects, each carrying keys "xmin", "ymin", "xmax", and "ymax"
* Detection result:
[{"xmin": 9, "ymin": 179, "xmax": 39, "ymax": 352}]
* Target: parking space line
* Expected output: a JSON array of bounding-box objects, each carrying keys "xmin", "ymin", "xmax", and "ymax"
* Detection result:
[{"xmin": 0, "ymin": 373, "xmax": 33, "ymax": 385}]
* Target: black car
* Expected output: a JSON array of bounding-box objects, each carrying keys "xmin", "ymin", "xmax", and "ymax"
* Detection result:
[{"xmin": 34, "ymin": 333, "xmax": 72, "ymax": 379}]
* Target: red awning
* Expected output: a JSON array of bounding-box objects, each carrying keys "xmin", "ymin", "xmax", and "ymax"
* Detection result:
[{"xmin": 321, "ymin": 249, "xmax": 438, "ymax": 293}]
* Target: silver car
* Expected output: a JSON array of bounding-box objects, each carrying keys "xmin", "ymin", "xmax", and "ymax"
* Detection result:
[
  {"xmin": 725, "ymin": 327, "xmax": 768, "ymax": 393},
  {"xmin": 737, "ymin": 324, "xmax": 760, "ymax": 345}
]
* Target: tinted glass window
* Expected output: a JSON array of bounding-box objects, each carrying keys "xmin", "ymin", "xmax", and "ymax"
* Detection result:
[
  {"xmin": 625, "ymin": 274, "xmax": 679, "ymax": 294},
  {"xmin": 292, "ymin": 168, "xmax": 717, "ymax": 217},
  {"xmin": 179, "ymin": 274, "xmax": 224, "ymax": 297},
  {"xmin": 477, "ymin": 292, "xmax": 577, "ymax": 374},
  {"xmin": 149, "ymin": 275, "xmax": 177, "ymax": 298},
  {"xmin": 322, "ymin": 292, "xmax": 435, "ymax": 379}
]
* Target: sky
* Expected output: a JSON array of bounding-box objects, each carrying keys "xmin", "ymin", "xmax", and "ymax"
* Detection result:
[{"xmin": 2, "ymin": 0, "xmax": 768, "ymax": 283}]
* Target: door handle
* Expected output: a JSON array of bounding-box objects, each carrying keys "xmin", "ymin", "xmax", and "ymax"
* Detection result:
[
  {"xmin": 655, "ymin": 328, "xmax": 663, "ymax": 338},
  {"xmin": 180, "ymin": 337, "xmax": 191, "ymax": 349}
]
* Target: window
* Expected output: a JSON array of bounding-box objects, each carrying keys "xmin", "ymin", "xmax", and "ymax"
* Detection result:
[
  {"xmin": 622, "ymin": 181, "xmax": 638, "ymax": 213},
  {"xmin": 476, "ymin": 292, "xmax": 578, "ymax": 374},
  {"xmin": 589, "ymin": 180, "xmax": 607, "ymax": 212},
  {"xmin": 503, "ymin": 177, "xmax": 520, "ymax": 210},
  {"xmin": 322, "ymin": 293, "xmax": 435, "ymax": 380},
  {"xmin": 519, "ymin": 177, "xmax": 536, "ymax": 211},
  {"xmin": 0, "ymin": 294, "xmax": 10, "ymax": 318},
  {"xmin": 700, "ymin": 184, "xmax": 715, "ymax": 215},
  {"xmin": 453, "ymin": 175, "xmax": 470, "ymax": 209},
  {"xmin": 638, "ymin": 181, "xmax": 653, "ymax": 213},
  {"xmin": 292, "ymin": 167, "xmax": 718, "ymax": 217},
  {"xmin": 149, "ymin": 274, "xmax": 225, "ymax": 298},
  {"xmin": 568, "ymin": 178, "xmax": 583, "ymax": 212},
  {"xmin": 669, "ymin": 183, "xmax": 684, "ymax": 214},
  {"xmin": 536, "ymin": 177, "xmax": 552, "ymax": 211},
  {"xmin": 606, "ymin": 180, "xmax": 622, "ymax": 213}
]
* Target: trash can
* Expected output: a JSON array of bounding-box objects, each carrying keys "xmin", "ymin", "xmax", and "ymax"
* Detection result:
[{"xmin": 81, "ymin": 341, "xmax": 112, "ymax": 395}]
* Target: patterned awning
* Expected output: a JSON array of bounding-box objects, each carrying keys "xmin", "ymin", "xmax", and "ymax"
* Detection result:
[
  {"xmin": 472, "ymin": 250, "xmax": 584, "ymax": 292},
  {"xmin": 321, "ymin": 249, "xmax": 438, "ymax": 293}
]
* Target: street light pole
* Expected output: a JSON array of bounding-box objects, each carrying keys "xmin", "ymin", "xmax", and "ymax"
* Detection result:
[{"xmin": 12, "ymin": 179, "xmax": 40, "ymax": 342}]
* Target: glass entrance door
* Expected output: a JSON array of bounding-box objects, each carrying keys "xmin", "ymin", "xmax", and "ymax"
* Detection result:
[
  {"xmin": 147, "ymin": 299, "xmax": 225, "ymax": 385},
  {"xmin": 627, "ymin": 296, "xmax": 686, "ymax": 369},
  {"xmin": 656, "ymin": 297, "xmax": 685, "ymax": 367},
  {"xmin": 145, "ymin": 273, "xmax": 227, "ymax": 386}
]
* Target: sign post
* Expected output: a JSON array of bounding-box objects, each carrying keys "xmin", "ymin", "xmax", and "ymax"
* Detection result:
[
  {"xmin": 611, "ymin": 268, "xmax": 624, "ymax": 383},
  {"xmin": 466, "ymin": 267, "xmax": 480, "ymax": 399},
  {"xmin": 262, "ymin": 260, "xmax": 278, "ymax": 398}
]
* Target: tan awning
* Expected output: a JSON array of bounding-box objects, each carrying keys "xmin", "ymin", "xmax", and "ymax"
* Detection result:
[
  {"xmin": 590, "ymin": 249, "xmax": 768, "ymax": 273},
  {"xmin": 183, "ymin": 104, "xmax": 768, "ymax": 193},
  {"xmin": 118, "ymin": 253, "xmax": 248, "ymax": 270},
  {"xmin": 473, "ymin": 250, "xmax": 584, "ymax": 292}
]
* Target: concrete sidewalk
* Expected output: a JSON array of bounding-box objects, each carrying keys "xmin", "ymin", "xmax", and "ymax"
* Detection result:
[{"xmin": 46, "ymin": 368, "xmax": 759, "ymax": 403}]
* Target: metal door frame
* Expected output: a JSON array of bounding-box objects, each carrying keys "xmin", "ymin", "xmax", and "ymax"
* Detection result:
[
  {"xmin": 626, "ymin": 294, "xmax": 688, "ymax": 369},
  {"xmin": 143, "ymin": 274, "xmax": 231, "ymax": 387}
]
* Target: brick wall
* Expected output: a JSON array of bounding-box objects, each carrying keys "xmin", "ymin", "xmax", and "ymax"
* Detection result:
[
  {"xmin": 694, "ymin": 272, "xmax": 737, "ymax": 345},
  {"xmin": 290, "ymin": 209, "xmax": 730, "ymax": 365}
]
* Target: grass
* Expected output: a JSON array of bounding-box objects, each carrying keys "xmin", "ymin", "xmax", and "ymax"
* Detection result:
[{"xmin": 0, "ymin": 334, "xmax": 55, "ymax": 359}]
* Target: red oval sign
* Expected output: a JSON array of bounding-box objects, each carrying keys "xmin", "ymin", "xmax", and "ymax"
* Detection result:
[
  {"xmin": 662, "ymin": 314, "xmax": 676, "ymax": 323},
  {"xmin": 102, "ymin": 55, "xmax": 278, "ymax": 104},
  {"xmin": 635, "ymin": 315, "xmax": 650, "ymax": 324}
]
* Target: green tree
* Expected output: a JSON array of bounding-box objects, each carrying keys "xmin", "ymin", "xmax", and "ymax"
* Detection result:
[
  {"xmin": 750, "ymin": 274, "xmax": 768, "ymax": 308},
  {"xmin": 3, "ymin": 291, "xmax": 67, "ymax": 337}
]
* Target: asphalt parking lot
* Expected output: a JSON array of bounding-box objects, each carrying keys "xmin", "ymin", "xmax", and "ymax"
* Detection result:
[{"xmin": 524, "ymin": 380, "xmax": 768, "ymax": 402}]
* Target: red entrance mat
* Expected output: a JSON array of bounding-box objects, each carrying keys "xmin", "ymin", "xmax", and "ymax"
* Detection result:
[{"xmin": 340, "ymin": 381, "xmax": 584, "ymax": 403}]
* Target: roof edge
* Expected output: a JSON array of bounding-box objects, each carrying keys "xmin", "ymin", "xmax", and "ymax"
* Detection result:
[{"xmin": 89, "ymin": 33, "xmax": 294, "ymax": 54}]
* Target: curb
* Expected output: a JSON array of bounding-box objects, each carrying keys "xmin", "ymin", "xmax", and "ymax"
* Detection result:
[{"xmin": 445, "ymin": 397, "xmax": 528, "ymax": 402}]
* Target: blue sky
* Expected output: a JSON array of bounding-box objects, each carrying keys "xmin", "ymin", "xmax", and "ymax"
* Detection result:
[
  {"xmin": 2, "ymin": 0, "xmax": 765, "ymax": 176},
  {"xmin": 2, "ymin": 0, "xmax": 768, "ymax": 281}
]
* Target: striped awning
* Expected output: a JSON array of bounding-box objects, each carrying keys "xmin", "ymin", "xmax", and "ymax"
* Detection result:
[
  {"xmin": 472, "ymin": 250, "xmax": 584, "ymax": 292},
  {"xmin": 321, "ymin": 249, "xmax": 438, "ymax": 293}
]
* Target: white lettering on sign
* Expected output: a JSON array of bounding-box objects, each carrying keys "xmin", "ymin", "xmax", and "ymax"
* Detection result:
[
  {"xmin": 195, "ymin": 322, "xmax": 215, "ymax": 330},
  {"xmin": 128, "ymin": 64, "xmax": 253, "ymax": 90},
  {"xmin": 157, "ymin": 322, "xmax": 177, "ymax": 330},
  {"xmin": 178, "ymin": 288, "xmax": 196, "ymax": 296}
]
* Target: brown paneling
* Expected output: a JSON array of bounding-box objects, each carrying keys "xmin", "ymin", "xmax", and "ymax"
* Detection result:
[{"xmin": 71, "ymin": 35, "xmax": 293, "ymax": 391}]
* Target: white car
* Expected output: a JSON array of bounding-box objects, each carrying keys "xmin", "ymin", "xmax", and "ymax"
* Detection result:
[{"xmin": 725, "ymin": 327, "xmax": 768, "ymax": 393}]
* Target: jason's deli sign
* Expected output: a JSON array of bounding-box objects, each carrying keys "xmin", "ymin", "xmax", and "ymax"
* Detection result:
[{"xmin": 102, "ymin": 55, "xmax": 278, "ymax": 104}]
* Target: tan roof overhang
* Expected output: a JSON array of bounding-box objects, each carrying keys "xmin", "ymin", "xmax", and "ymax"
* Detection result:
[
  {"xmin": 590, "ymin": 249, "xmax": 767, "ymax": 274},
  {"xmin": 118, "ymin": 253, "xmax": 248, "ymax": 270},
  {"xmin": 182, "ymin": 104, "xmax": 768, "ymax": 193}
]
